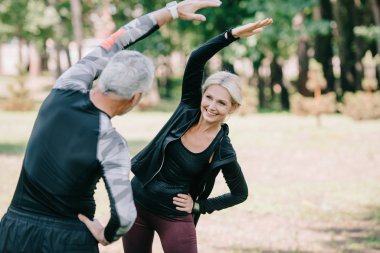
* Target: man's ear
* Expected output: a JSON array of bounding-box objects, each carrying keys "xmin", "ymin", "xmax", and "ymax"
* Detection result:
[{"xmin": 129, "ymin": 91, "xmax": 143, "ymax": 107}]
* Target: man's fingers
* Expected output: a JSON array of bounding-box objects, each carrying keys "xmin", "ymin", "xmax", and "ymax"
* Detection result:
[
  {"xmin": 260, "ymin": 18, "xmax": 273, "ymax": 27},
  {"xmin": 78, "ymin": 214, "xmax": 90, "ymax": 225},
  {"xmin": 187, "ymin": 13, "xmax": 206, "ymax": 21},
  {"xmin": 251, "ymin": 28, "xmax": 264, "ymax": 35},
  {"xmin": 197, "ymin": 0, "xmax": 222, "ymax": 8}
]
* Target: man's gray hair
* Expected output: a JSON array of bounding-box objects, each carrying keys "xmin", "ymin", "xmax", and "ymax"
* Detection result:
[{"xmin": 98, "ymin": 50, "xmax": 154, "ymax": 99}]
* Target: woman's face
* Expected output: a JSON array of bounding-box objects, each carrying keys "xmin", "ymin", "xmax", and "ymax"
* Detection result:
[{"xmin": 200, "ymin": 84, "xmax": 236, "ymax": 124}]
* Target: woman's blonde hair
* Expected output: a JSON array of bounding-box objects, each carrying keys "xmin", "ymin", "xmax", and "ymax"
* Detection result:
[{"xmin": 202, "ymin": 71, "xmax": 242, "ymax": 105}]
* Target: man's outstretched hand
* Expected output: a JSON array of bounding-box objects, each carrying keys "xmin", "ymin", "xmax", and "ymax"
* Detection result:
[{"xmin": 177, "ymin": 0, "xmax": 222, "ymax": 21}]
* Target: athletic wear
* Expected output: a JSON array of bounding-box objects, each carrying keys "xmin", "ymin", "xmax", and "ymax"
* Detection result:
[
  {"xmin": 0, "ymin": 13, "xmax": 159, "ymax": 249},
  {"xmin": 0, "ymin": 207, "xmax": 98, "ymax": 253},
  {"xmin": 122, "ymin": 204, "xmax": 197, "ymax": 253},
  {"xmin": 130, "ymin": 31, "xmax": 249, "ymax": 226},
  {"xmin": 132, "ymin": 135, "xmax": 220, "ymax": 217},
  {"xmin": 123, "ymin": 30, "xmax": 249, "ymax": 253}
]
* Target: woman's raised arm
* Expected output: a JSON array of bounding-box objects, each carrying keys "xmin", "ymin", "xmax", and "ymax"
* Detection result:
[{"xmin": 181, "ymin": 18, "xmax": 273, "ymax": 108}]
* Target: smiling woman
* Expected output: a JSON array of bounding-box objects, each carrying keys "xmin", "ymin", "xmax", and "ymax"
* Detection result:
[
  {"xmin": 200, "ymin": 75, "xmax": 240, "ymax": 125},
  {"xmin": 122, "ymin": 18, "xmax": 273, "ymax": 253}
]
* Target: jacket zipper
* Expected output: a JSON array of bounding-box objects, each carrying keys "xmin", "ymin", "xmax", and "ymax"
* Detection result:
[{"xmin": 143, "ymin": 140, "xmax": 171, "ymax": 187}]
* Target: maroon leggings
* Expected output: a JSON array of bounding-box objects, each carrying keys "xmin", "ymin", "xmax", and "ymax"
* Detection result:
[{"xmin": 122, "ymin": 204, "xmax": 197, "ymax": 253}]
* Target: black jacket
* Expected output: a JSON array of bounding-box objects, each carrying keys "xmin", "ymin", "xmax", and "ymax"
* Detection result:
[{"xmin": 131, "ymin": 31, "xmax": 248, "ymax": 225}]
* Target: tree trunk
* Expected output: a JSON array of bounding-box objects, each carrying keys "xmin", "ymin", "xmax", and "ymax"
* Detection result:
[
  {"xmin": 271, "ymin": 58, "xmax": 289, "ymax": 110},
  {"xmin": 222, "ymin": 61, "xmax": 235, "ymax": 73},
  {"xmin": 258, "ymin": 76, "xmax": 266, "ymax": 109},
  {"xmin": 370, "ymin": 0, "xmax": 380, "ymax": 51},
  {"xmin": 70, "ymin": 0, "xmax": 83, "ymax": 59},
  {"xmin": 297, "ymin": 34, "xmax": 313, "ymax": 96},
  {"xmin": 64, "ymin": 46, "xmax": 72, "ymax": 68},
  {"xmin": 0, "ymin": 43, "xmax": 2, "ymax": 74},
  {"xmin": 253, "ymin": 56, "xmax": 267, "ymax": 110},
  {"xmin": 40, "ymin": 40, "xmax": 49, "ymax": 71},
  {"xmin": 314, "ymin": 0, "xmax": 335, "ymax": 92},
  {"xmin": 55, "ymin": 43, "xmax": 63, "ymax": 78},
  {"xmin": 334, "ymin": 0, "xmax": 357, "ymax": 92},
  {"xmin": 17, "ymin": 37, "xmax": 24, "ymax": 73},
  {"xmin": 157, "ymin": 56, "xmax": 173, "ymax": 99},
  {"xmin": 370, "ymin": 0, "xmax": 380, "ymax": 88},
  {"xmin": 29, "ymin": 42, "xmax": 41, "ymax": 77}
]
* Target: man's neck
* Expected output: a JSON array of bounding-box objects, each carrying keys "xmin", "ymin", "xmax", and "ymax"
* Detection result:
[{"xmin": 90, "ymin": 88, "xmax": 117, "ymax": 117}]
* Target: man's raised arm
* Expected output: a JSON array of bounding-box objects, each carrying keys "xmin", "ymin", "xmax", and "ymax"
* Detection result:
[{"xmin": 54, "ymin": 0, "xmax": 221, "ymax": 93}]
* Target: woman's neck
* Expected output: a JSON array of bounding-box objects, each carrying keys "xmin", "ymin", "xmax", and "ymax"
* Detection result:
[{"xmin": 195, "ymin": 117, "xmax": 222, "ymax": 136}]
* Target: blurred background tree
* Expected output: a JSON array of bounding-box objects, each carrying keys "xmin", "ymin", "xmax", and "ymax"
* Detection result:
[{"xmin": 0, "ymin": 0, "xmax": 379, "ymax": 119}]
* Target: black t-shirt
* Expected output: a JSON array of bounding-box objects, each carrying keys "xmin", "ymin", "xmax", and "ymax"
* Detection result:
[{"xmin": 132, "ymin": 131, "xmax": 221, "ymax": 217}]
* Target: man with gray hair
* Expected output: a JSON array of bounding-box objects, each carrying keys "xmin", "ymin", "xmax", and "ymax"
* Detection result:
[{"xmin": 0, "ymin": 1, "xmax": 222, "ymax": 252}]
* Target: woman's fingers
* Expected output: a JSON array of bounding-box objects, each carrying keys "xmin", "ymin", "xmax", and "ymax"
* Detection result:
[
  {"xmin": 246, "ymin": 18, "xmax": 273, "ymax": 31},
  {"xmin": 173, "ymin": 200, "xmax": 186, "ymax": 207},
  {"xmin": 177, "ymin": 193, "xmax": 189, "ymax": 199},
  {"xmin": 173, "ymin": 194, "xmax": 193, "ymax": 213},
  {"xmin": 251, "ymin": 28, "xmax": 264, "ymax": 35},
  {"xmin": 175, "ymin": 206, "xmax": 188, "ymax": 212},
  {"xmin": 173, "ymin": 197, "xmax": 186, "ymax": 202},
  {"xmin": 233, "ymin": 18, "xmax": 273, "ymax": 37},
  {"xmin": 173, "ymin": 197, "xmax": 189, "ymax": 206}
]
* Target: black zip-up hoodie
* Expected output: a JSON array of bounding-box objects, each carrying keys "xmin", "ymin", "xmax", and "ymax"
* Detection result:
[{"xmin": 131, "ymin": 31, "xmax": 248, "ymax": 225}]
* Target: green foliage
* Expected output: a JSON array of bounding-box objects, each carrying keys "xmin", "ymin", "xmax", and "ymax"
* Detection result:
[
  {"xmin": 354, "ymin": 25, "xmax": 380, "ymax": 41},
  {"xmin": 372, "ymin": 207, "xmax": 380, "ymax": 222},
  {"xmin": 0, "ymin": 0, "xmax": 60, "ymax": 41},
  {"xmin": 2, "ymin": 65, "xmax": 35, "ymax": 111},
  {"xmin": 0, "ymin": 142, "xmax": 26, "ymax": 155},
  {"xmin": 233, "ymin": 0, "xmax": 318, "ymax": 64}
]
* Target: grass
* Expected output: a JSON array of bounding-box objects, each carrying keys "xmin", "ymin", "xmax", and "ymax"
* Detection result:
[
  {"xmin": 0, "ymin": 110, "xmax": 380, "ymax": 253},
  {"xmin": 0, "ymin": 142, "xmax": 26, "ymax": 155},
  {"xmin": 372, "ymin": 207, "xmax": 380, "ymax": 223}
]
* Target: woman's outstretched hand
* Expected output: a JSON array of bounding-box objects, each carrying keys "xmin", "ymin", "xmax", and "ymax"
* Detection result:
[{"xmin": 231, "ymin": 18, "xmax": 273, "ymax": 38}]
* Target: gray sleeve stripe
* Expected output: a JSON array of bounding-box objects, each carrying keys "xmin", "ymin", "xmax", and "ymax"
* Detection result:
[{"xmin": 98, "ymin": 113, "xmax": 136, "ymax": 240}]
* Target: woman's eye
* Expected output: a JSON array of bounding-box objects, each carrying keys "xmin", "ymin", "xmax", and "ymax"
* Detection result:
[{"xmin": 219, "ymin": 101, "xmax": 226, "ymax": 106}]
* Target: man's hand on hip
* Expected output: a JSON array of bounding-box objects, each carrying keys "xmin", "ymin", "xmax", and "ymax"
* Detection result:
[{"xmin": 78, "ymin": 214, "xmax": 110, "ymax": 246}]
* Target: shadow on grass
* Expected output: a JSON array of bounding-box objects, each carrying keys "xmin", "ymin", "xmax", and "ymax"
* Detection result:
[
  {"xmin": 0, "ymin": 143, "xmax": 26, "ymax": 155},
  {"xmin": 313, "ymin": 205, "xmax": 380, "ymax": 252},
  {"xmin": 216, "ymin": 206, "xmax": 380, "ymax": 253},
  {"xmin": 215, "ymin": 246, "xmax": 311, "ymax": 253},
  {"xmin": 0, "ymin": 140, "xmax": 148, "ymax": 156}
]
